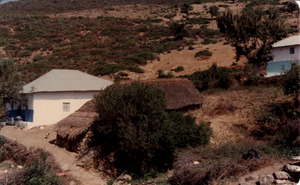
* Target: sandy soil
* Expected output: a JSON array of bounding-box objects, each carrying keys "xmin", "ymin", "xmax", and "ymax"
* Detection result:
[{"xmin": 0, "ymin": 125, "xmax": 108, "ymax": 185}]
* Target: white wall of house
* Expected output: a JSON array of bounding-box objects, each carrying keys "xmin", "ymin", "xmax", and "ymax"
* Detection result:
[
  {"xmin": 27, "ymin": 91, "xmax": 98, "ymax": 128},
  {"xmin": 272, "ymin": 45, "xmax": 300, "ymax": 61}
]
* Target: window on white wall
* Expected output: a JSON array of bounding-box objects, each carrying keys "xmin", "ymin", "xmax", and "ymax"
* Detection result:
[
  {"xmin": 63, "ymin": 102, "xmax": 70, "ymax": 112},
  {"xmin": 290, "ymin": 47, "xmax": 295, "ymax": 54}
]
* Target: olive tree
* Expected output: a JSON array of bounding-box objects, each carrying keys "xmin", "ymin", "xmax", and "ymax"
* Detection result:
[{"xmin": 217, "ymin": 8, "xmax": 287, "ymax": 76}]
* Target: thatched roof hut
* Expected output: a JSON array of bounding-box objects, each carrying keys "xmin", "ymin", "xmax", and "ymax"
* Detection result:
[
  {"xmin": 121, "ymin": 78, "xmax": 204, "ymax": 110},
  {"xmin": 56, "ymin": 78, "xmax": 203, "ymax": 152},
  {"xmin": 55, "ymin": 99, "xmax": 97, "ymax": 152}
]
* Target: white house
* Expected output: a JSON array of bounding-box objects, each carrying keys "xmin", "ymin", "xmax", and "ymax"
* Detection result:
[
  {"xmin": 7, "ymin": 69, "xmax": 113, "ymax": 128},
  {"xmin": 266, "ymin": 35, "xmax": 300, "ymax": 77}
]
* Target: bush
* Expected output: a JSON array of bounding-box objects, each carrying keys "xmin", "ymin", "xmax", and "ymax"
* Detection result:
[
  {"xmin": 91, "ymin": 82, "xmax": 211, "ymax": 176},
  {"xmin": 283, "ymin": 66, "xmax": 300, "ymax": 107},
  {"xmin": 201, "ymin": 38, "xmax": 217, "ymax": 45},
  {"xmin": 157, "ymin": 70, "xmax": 174, "ymax": 78},
  {"xmin": 22, "ymin": 152, "xmax": 63, "ymax": 185},
  {"xmin": 173, "ymin": 66, "xmax": 184, "ymax": 72},
  {"xmin": 195, "ymin": 49, "xmax": 212, "ymax": 57},
  {"xmin": 169, "ymin": 143, "xmax": 275, "ymax": 185},
  {"xmin": 168, "ymin": 22, "xmax": 189, "ymax": 40},
  {"xmin": 181, "ymin": 63, "xmax": 232, "ymax": 91},
  {"xmin": 128, "ymin": 66, "xmax": 144, "ymax": 73},
  {"xmin": 209, "ymin": 5, "xmax": 219, "ymax": 18}
]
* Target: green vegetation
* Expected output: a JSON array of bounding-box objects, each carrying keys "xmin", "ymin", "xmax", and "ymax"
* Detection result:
[
  {"xmin": 173, "ymin": 66, "xmax": 184, "ymax": 72},
  {"xmin": 282, "ymin": 66, "xmax": 300, "ymax": 107},
  {"xmin": 201, "ymin": 38, "xmax": 217, "ymax": 45},
  {"xmin": 0, "ymin": 58, "xmax": 24, "ymax": 120},
  {"xmin": 217, "ymin": 7, "xmax": 287, "ymax": 76},
  {"xmin": 195, "ymin": 49, "xmax": 212, "ymax": 57},
  {"xmin": 91, "ymin": 82, "xmax": 211, "ymax": 176},
  {"xmin": 182, "ymin": 63, "xmax": 232, "ymax": 91},
  {"xmin": 208, "ymin": 5, "xmax": 219, "ymax": 18},
  {"xmin": 23, "ymin": 153, "xmax": 63, "ymax": 185}
]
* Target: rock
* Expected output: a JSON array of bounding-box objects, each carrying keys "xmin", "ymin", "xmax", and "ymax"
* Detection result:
[
  {"xmin": 273, "ymin": 171, "xmax": 291, "ymax": 180},
  {"xmin": 17, "ymin": 165, "xmax": 23, "ymax": 169},
  {"xmin": 283, "ymin": 164, "xmax": 300, "ymax": 173},
  {"xmin": 258, "ymin": 175, "xmax": 274, "ymax": 185},
  {"xmin": 40, "ymin": 126, "xmax": 44, "ymax": 130},
  {"xmin": 292, "ymin": 156, "xmax": 300, "ymax": 162},
  {"xmin": 245, "ymin": 176, "xmax": 254, "ymax": 181},
  {"xmin": 274, "ymin": 179, "xmax": 295, "ymax": 185},
  {"xmin": 193, "ymin": 161, "xmax": 200, "ymax": 165},
  {"xmin": 121, "ymin": 174, "xmax": 132, "ymax": 181},
  {"xmin": 243, "ymin": 148, "xmax": 260, "ymax": 160},
  {"xmin": 61, "ymin": 164, "xmax": 69, "ymax": 172}
]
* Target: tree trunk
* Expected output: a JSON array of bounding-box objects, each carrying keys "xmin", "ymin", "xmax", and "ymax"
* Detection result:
[{"xmin": 253, "ymin": 63, "xmax": 261, "ymax": 76}]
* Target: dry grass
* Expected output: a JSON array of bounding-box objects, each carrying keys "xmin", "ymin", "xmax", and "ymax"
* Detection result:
[
  {"xmin": 169, "ymin": 143, "xmax": 275, "ymax": 185},
  {"xmin": 208, "ymin": 97, "xmax": 237, "ymax": 116}
]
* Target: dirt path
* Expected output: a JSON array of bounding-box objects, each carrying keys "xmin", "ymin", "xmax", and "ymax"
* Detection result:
[{"xmin": 0, "ymin": 125, "xmax": 107, "ymax": 185}]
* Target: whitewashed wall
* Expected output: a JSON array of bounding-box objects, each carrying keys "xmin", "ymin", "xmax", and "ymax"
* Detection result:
[
  {"xmin": 272, "ymin": 45, "xmax": 300, "ymax": 61},
  {"xmin": 27, "ymin": 91, "xmax": 98, "ymax": 128}
]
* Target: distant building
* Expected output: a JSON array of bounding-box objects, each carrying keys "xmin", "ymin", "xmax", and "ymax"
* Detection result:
[
  {"xmin": 7, "ymin": 69, "xmax": 113, "ymax": 129},
  {"xmin": 266, "ymin": 35, "xmax": 300, "ymax": 77}
]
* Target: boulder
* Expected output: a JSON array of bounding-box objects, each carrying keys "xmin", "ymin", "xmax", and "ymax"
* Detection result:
[
  {"xmin": 291, "ymin": 156, "xmax": 300, "ymax": 162},
  {"xmin": 274, "ymin": 179, "xmax": 295, "ymax": 185},
  {"xmin": 273, "ymin": 171, "xmax": 291, "ymax": 180},
  {"xmin": 283, "ymin": 164, "xmax": 300, "ymax": 173},
  {"xmin": 258, "ymin": 175, "xmax": 274, "ymax": 185}
]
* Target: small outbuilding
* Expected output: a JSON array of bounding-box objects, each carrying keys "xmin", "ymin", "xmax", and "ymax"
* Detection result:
[
  {"xmin": 7, "ymin": 69, "xmax": 113, "ymax": 129},
  {"xmin": 267, "ymin": 35, "xmax": 300, "ymax": 77},
  {"xmin": 55, "ymin": 78, "xmax": 204, "ymax": 152}
]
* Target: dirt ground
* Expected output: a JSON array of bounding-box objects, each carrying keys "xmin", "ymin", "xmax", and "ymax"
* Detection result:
[{"xmin": 0, "ymin": 125, "xmax": 108, "ymax": 185}]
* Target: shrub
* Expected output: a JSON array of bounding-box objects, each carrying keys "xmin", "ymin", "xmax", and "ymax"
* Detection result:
[
  {"xmin": 91, "ymin": 82, "xmax": 211, "ymax": 176},
  {"xmin": 169, "ymin": 143, "xmax": 275, "ymax": 185},
  {"xmin": 201, "ymin": 38, "xmax": 217, "ymax": 45},
  {"xmin": 195, "ymin": 49, "xmax": 212, "ymax": 57},
  {"xmin": 128, "ymin": 66, "xmax": 144, "ymax": 73},
  {"xmin": 181, "ymin": 63, "xmax": 232, "ymax": 90},
  {"xmin": 168, "ymin": 22, "xmax": 189, "ymax": 40},
  {"xmin": 93, "ymin": 62, "xmax": 127, "ymax": 76},
  {"xmin": 209, "ymin": 5, "xmax": 219, "ymax": 18},
  {"xmin": 188, "ymin": 17, "xmax": 209, "ymax": 25},
  {"xmin": 282, "ymin": 66, "xmax": 300, "ymax": 107},
  {"xmin": 22, "ymin": 152, "xmax": 63, "ymax": 185},
  {"xmin": 173, "ymin": 66, "xmax": 184, "ymax": 72},
  {"xmin": 157, "ymin": 70, "xmax": 174, "ymax": 78}
]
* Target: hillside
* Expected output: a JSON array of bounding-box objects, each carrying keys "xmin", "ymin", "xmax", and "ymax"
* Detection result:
[
  {"xmin": 0, "ymin": 0, "xmax": 298, "ymax": 82},
  {"xmin": 0, "ymin": 0, "xmax": 299, "ymax": 184}
]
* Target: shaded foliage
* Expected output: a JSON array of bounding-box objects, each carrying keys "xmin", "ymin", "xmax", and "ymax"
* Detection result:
[
  {"xmin": 182, "ymin": 63, "xmax": 232, "ymax": 91},
  {"xmin": 91, "ymin": 82, "xmax": 211, "ymax": 176}
]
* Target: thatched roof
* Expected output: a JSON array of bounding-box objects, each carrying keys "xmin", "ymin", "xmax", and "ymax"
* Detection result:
[
  {"xmin": 121, "ymin": 78, "xmax": 204, "ymax": 110},
  {"xmin": 56, "ymin": 99, "xmax": 97, "ymax": 140}
]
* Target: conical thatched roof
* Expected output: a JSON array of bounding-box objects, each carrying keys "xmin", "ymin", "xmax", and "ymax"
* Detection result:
[
  {"xmin": 56, "ymin": 99, "xmax": 97, "ymax": 140},
  {"xmin": 121, "ymin": 78, "xmax": 204, "ymax": 110}
]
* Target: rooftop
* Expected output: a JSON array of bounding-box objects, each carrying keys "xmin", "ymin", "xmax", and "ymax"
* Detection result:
[
  {"xmin": 272, "ymin": 35, "xmax": 300, "ymax": 48},
  {"xmin": 23, "ymin": 69, "xmax": 113, "ymax": 93}
]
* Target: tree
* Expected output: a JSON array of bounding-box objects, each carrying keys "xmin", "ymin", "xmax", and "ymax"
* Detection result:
[
  {"xmin": 0, "ymin": 58, "xmax": 24, "ymax": 120},
  {"xmin": 209, "ymin": 5, "xmax": 219, "ymax": 18},
  {"xmin": 180, "ymin": 3, "xmax": 193, "ymax": 16},
  {"xmin": 91, "ymin": 82, "xmax": 211, "ymax": 176},
  {"xmin": 217, "ymin": 8, "xmax": 287, "ymax": 76}
]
